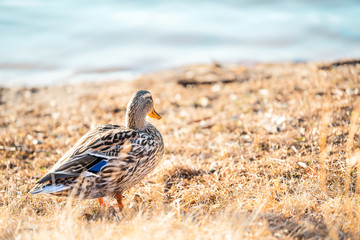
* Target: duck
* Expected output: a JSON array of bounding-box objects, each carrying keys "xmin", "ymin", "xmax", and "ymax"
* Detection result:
[{"xmin": 30, "ymin": 90, "xmax": 164, "ymax": 210}]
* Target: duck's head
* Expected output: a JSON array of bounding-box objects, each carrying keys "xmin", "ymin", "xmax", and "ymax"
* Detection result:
[{"xmin": 125, "ymin": 90, "xmax": 161, "ymax": 130}]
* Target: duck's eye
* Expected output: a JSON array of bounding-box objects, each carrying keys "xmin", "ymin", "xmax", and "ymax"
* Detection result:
[{"xmin": 142, "ymin": 93, "xmax": 152, "ymax": 99}]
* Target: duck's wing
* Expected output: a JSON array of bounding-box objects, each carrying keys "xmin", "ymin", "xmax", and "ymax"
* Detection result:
[{"xmin": 34, "ymin": 124, "xmax": 137, "ymax": 185}]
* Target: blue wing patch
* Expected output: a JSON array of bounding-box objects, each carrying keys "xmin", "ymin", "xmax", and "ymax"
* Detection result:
[{"xmin": 88, "ymin": 160, "xmax": 107, "ymax": 173}]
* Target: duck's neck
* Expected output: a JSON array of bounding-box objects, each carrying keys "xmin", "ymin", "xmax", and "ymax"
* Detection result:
[{"xmin": 125, "ymin": 109, "xmax": 147, "ymax": 130}]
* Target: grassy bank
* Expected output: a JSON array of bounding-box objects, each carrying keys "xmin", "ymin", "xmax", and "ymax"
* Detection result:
[{"xmin": 1, "ymin": 60, "xmax": 360, "ymax": 239}]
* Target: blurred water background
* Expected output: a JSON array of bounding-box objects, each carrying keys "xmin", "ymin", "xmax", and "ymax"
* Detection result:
[{"xmin": 1, "ymin": 0, "xmax": 360, "ymax": 86}]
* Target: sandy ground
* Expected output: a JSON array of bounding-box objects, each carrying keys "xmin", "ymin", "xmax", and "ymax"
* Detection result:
[{"xmin": 1, "ymin": 60, "xmax": 360, "ymax": 239}]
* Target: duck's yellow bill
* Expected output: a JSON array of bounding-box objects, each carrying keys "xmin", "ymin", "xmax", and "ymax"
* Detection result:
[{"xmin": 148, "ymin": 109, "xmax": 162, "ymax": 119}]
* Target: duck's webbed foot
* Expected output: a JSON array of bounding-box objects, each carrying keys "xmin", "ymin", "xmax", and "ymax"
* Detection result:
[{"xmin": 97, "ymin": 197, "xmax": 105, "ymax": 206}]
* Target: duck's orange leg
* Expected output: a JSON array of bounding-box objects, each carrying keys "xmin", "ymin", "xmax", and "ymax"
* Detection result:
[
  {"xmin": 97, "ymin": 197, "xmax": 105, "ymax": 206},
  {"xmin": 115, "ymin": 193, "xmax": 124, "ymax": 211}
]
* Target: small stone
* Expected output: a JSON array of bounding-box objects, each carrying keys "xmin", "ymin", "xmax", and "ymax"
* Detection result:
[
  {"xmin": 259, "ymin": 89, "xmax": 269, "ymax": 96},
  {"xmin": 298, "ymin": 162, "xmax": 307, "ymax": 168},
  {"xmin": 199, "ymin": 97, "xmax": 210, "ymax": 107},
  {"xmin": 211, "ymin": 84, "xmax": 221, "ymax": 92}
]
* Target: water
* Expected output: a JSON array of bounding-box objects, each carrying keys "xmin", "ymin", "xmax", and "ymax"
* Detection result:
[{"xmin": 1, "ymin": 0, "xmax": 360, "ymax": 86}]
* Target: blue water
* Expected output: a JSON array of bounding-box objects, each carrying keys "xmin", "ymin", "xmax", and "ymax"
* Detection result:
[{"xmin": 1, "ymin": 0, "xmax": 360, "ymax": 86}]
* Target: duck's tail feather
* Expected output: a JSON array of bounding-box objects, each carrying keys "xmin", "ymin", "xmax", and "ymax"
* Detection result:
[{"xmin": 30, "ymin": 184, "xmax": 70, "ymax": 195}]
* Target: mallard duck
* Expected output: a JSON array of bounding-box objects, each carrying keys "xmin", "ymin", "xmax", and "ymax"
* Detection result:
[{"xmin": 30, "ymin": 90, "xmax": 164, "ymax": 210}]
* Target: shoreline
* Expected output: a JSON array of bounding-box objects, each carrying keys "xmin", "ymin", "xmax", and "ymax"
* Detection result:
[{"xmin": 2, "ymin": 58, "xmax": 359, "ymax": 89}]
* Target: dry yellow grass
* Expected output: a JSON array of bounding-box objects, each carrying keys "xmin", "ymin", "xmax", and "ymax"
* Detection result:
[{"xmin": 1, "ymin": 60, "xmax": 360, "ymax": 239}]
